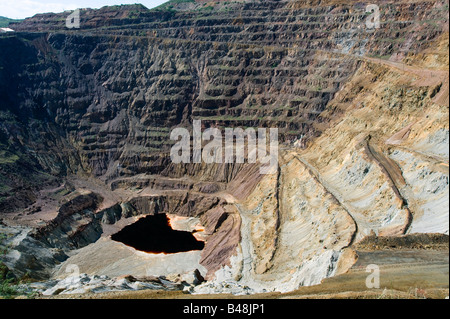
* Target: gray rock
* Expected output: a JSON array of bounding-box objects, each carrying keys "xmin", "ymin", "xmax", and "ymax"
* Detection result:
[{"xmin": 27, "ymin": 273, "xmax": 185, "ymax": 296}]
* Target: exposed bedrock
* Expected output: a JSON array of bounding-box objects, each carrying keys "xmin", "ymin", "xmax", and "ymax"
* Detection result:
[
  {"xmin": 0, "ymin": 184, "xmax": 233, "ymax": 279},
  {"xmin": 1, "ymin": 0, "xmax": 448, "ymax": 212}
]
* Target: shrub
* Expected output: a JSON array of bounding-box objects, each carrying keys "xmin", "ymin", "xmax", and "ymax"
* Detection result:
[{"xmin": 0, "ymin": 234, "xmax": 19, "ymax": 299}]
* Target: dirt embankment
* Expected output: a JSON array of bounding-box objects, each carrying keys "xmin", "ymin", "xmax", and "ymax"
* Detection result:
[{"xmin": 354, "ymin": 233, "xmax": 449, "ymax": 251}]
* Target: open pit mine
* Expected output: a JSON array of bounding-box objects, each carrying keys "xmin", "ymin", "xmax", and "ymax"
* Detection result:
[{"xmin": 0, "ymin": 0, "xmax": 448, "ymax": 299}]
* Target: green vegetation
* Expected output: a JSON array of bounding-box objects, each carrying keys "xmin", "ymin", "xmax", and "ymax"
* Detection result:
[
  {"xmin": 0, "ymin": 183, "xmax": 11, "ymax": 193},
  {"xmin": 0, "ymin": 234, "xmax": 19, "ymax": 299},
  {"xmin": 0, "ymin": 150, "xmax": 19, "ymax": 165},
  {"xmin": 147, "ymin": 130, "xmax": 170, "ymax": 137},
  {"xmin": 0, "ymin": 16, "xmax": 22, "ymax": 28},
  {"xmin": 198, "ymin": 115, "xmax": 256, "ymax": 121},
  {"xmin": 153, "ymin": 0, "xmax": 195, "ymax": 11},
  {"xmin": 198, "ymin": 6, "xmax": 214, "ymax": 11}
]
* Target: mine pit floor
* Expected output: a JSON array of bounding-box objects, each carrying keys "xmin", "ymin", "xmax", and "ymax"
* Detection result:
[{"xmin": 39, "ymin": 247, "xmax": 448, "ymax": 299}]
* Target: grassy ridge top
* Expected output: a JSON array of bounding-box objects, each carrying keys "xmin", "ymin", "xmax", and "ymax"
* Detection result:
[
  {"xmin": 153, "ymin": 0, "xmax": 195, "ymax": 10},
  {"xmin": 0, "ymin": 16, "xmax": 22, "ymax": 28}
]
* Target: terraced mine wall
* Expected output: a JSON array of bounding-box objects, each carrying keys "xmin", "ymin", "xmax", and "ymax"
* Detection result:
[{"xmin": 1, "ymin": 1, "xmax": 447, "ymax": 193}]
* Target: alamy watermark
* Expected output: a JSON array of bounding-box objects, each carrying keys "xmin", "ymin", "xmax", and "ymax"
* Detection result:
[
  {"xmin": 65, "ymin": 4, "xmax": 380, "ymax": 30},
  {"xmin": 65, "ymin": 264, "xmax": 80, "ymax": 284},
  {"xmin": 66, "ymin": 9, "xmax": 80, "ymax": 29},
  {"xmin": 365, "ymin": 264, "xmax": 380, "ymax": 289},
  {"xmin": 170, "ymin": 120, "xmax": 278, "ymax": 175},
  {"xmin": 366, "ymin": 4, "xmax": 381, "ymax": 29}
]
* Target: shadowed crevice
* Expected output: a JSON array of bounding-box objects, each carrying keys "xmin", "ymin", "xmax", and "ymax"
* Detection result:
[{"xmin": 111, "ymin": 213, "xmax": 204, "ymax": 254}]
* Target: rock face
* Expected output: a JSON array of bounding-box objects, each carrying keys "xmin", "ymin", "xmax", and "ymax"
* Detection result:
[
  {"xmin": 224, "ymin": 153, "xmax": 357, "ymax": 292},
  {"xmin": 0, "ymin": 0, "xmax": 448, "ymax": 296},
  {"xmin": 0, "ymin": 224, "xmax": 68, "ymax": 280},
  {"xmin": 22, "ymin": 273, "xmax": 185, "ymax": 296},
  {"xmin": 3, "ymin": 0, "xmax": 446, "ymax": 189}
]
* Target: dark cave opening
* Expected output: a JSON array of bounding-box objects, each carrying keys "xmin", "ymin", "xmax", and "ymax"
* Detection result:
[{"xmin": 110, "ymin": 214, "xmax": 205, "ymax": 254}]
